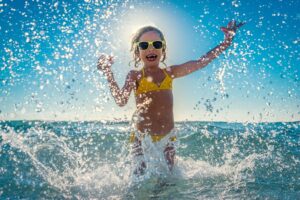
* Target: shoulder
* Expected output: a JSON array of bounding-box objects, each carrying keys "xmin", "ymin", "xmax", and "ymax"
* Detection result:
[
  {"xmin": 127, "ymin": 69, "xmax": 143, "ymax": 81},
  {"xmin": 163, "ymin": 66, "xmax": 176, "ymax": 79}
]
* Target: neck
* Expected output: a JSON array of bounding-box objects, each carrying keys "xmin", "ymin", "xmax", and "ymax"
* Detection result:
[{"xmin": 143, "ymin": 65, "xmax": 160, "ymax": 72}]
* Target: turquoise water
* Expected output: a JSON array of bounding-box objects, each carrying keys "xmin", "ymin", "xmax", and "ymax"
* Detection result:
[{"xmin": 0, "ymin": 121, "xmax": 299, "ymax": 199}]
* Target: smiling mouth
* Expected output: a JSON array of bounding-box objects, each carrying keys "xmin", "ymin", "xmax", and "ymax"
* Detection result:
[{"xmin": 146, "ymin": 54, "xmax": 158, "ymax": 62}]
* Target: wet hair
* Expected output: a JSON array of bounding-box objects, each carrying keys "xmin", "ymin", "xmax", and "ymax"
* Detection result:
[{"xmin": 130, "ymin": 26, "xmax": 167, "ymax": 68}]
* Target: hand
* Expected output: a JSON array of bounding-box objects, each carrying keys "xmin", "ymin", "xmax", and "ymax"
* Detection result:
[
  {"xmin": 221, "ymin": 20, "xmax": 245, "ymax": 41},
  {"xmin": 97, "ymin": 54, "xmax": 114, "ymax": 74}
]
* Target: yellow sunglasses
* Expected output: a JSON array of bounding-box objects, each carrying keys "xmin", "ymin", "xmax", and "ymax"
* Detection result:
[{"xmin": 136, "ymin": 40, "xmax": 165, "ymax": 50}]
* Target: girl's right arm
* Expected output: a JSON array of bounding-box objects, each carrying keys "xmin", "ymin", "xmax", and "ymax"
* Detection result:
[{"xmin": 97, "ymin": 55, "xmax": 136, "ymax": 107}]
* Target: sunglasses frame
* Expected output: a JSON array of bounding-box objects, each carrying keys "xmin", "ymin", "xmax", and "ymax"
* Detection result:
[{"xmin": 135, "ymin": 40, "xmax": 165, "ymax": 50}]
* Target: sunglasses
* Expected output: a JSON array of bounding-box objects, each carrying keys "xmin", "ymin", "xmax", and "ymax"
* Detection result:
[{"xmin": 136, "ymin": 41, "xmax": 165, "ymax": 50}]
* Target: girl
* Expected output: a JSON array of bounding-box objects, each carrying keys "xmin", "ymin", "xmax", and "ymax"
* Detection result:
[{"xmin": 97, "ymin": 21, "xmax": 244, "ymax": 175}]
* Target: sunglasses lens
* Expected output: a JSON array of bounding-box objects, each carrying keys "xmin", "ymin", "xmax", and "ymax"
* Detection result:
[
  {"xmin": 138, "ymin": 42, "xmax": 148, "ymax": 50},
  {"xmin": 153, "ymin": 41, "xmax": 163, "ymax": 49}
]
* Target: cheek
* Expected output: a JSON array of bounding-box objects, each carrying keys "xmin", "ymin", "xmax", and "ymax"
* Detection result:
[
  {"xmin": 157, "ymin": 50, "xmax": 163, "ymax": 57},
  {"xmin": 139, "ymin": 51, "xmax": 147, "ymax": 58}
]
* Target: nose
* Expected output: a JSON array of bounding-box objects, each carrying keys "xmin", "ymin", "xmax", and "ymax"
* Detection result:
[{"xmin": 148, "ymin": 44, "xmax": 155, "ymax": 50}]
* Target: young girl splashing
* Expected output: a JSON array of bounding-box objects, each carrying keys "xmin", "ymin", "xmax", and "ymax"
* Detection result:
[{"xmin": 97, "ymin": 21, "xmax": 244, "ymax": 175}]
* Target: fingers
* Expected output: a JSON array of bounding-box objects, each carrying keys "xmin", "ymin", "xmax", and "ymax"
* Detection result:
[
  {"xmin": 222, "ymin": 20, "xmax": 245, "ymax": 40},
  {"xmin": 98, "ymin": 54, "xmax": 114, "ymax": 65},
  {"xmin": 97, "ymin": 55, "xmax": 107, "ymax": 67},
  {"xmin": 221, "ymin": 27, "xmax": 235, "ymax": 39},
  {"xmin": 97, "ymin": 54, "xmax": 114, "ymax": 72},
  {"xmin": 222, "ymin": 20, "xmax": 245, "ymax": 37},
  {"xmin": 220, "ymin": 27, "xmax": 228, "ymax": 32},
  {"xmin": 108, "ymin": 55, "xmax": 114, "ymax": 64},
  {"xmin": 98, "ymin": 54, "xmax": 107, "ymax": 63},
  {"xmin": 236, "ymin": 22, "xmax": 245, "ymax": 28},
  {"xmin": 227, "ymin": 20, "xmax": 235, "ymax": 29},
  {"xmin": 226, "ymin": 20, "xmax": 245, "ymax": 29}
]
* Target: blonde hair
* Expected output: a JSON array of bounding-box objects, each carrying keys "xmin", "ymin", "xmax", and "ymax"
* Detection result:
[{"xmin": 130, "ymin": 26, "xmax": 167, "ymax": 68}]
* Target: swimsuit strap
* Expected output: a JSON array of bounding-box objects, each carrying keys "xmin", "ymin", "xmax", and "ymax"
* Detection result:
[
  {"xmin": 162, "ymin": 68, "xmax": 170, "ymax": 78},
  {"xmin": 142, "ymin": 68, "xmax": 169, "ymax": 78}
]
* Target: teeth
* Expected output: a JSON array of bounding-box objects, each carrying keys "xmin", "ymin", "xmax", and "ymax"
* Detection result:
[
  {"xmin": 146, "ymin": 54, "xmax": 157, "ymax": 58},
  {"xmin": 146, "ymin": 54, "xmax": 157, "ymax": 62}
]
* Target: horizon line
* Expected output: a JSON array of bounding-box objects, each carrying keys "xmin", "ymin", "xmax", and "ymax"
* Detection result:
[{"xmin": 1, "ymin": 119, "xmax": 299, "ymax": 124}]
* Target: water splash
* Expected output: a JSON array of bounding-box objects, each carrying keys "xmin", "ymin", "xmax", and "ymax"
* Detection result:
[{"xmin": 1, "ymin": 121, "xmax": 299, "ymax": 199}]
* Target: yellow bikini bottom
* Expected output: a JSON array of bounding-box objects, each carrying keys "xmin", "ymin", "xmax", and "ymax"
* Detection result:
[{"xmin": 129, "ymin": 132, "xmax": 177, "ymax": 143}]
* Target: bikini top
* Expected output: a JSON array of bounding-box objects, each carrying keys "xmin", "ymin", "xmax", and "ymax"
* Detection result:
[{"xmin": 135, "ymin": 68, "xmax": 173, "ymax": 95}]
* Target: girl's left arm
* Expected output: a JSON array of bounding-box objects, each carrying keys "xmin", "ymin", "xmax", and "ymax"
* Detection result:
[{"xmin": 169, "ymin": 21, "xmax": 244, "ymax": 79}]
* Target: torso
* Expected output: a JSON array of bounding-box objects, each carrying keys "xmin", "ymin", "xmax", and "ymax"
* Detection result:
[{"xmin": 133, "ymin": 68, "xmax": 174, "ymax": 135}]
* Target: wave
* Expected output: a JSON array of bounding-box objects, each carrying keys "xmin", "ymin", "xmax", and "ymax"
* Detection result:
[{"xmin": 0, "ymin": 121, "xmax": 299, "ymax": 199}]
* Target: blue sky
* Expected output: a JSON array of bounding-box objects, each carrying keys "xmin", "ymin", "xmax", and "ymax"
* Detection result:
[{"xmin": 0, "ymin": 0, "xmax": 299, "ymax": 122}]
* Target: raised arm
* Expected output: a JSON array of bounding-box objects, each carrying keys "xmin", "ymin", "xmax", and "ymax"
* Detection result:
[
  {"xmin": 169, "ymin": 21, "xmax": 245, "ymax": 79},
  {"xmin": 97, "ymin": 55, "xmax": 135, "ymax": 107}
]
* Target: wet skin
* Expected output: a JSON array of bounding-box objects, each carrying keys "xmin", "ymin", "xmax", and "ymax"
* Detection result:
[
  {"xmin": 132, "ymin": 31, "xmax": 175, "ymax": 172},
  {"xmin": 134, "ymin": 76, "xmax": 175, "ymax": 172},
  {"xmin": 134, "ymin": 74, "xmax": 174, "ymax": 135},
  {"xmin": 98, "ymin": 21, "xmax": 244, "ymax": 172},
  {"xmin": 132, "ymin": 31, "xmax": 174, "ymax": 136}
]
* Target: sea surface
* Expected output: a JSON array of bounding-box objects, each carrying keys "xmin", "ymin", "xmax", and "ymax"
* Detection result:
[{"xmin": 0, "ymin": 121, "xmax": 299, "ymax": 199}]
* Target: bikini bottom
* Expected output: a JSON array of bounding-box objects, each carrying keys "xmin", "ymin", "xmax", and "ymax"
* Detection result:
[
  {"xmin": 129, "ymin": 129, "xmax": 178, "ymax": 175},
  {"xmin": 129, "ymin": 131, "xmax": 176, "ymax": 143}
]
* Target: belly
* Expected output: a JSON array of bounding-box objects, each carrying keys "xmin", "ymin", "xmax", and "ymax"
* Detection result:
[{"xmin": 135, "ymin": 90, "xmax": 174, "ymax": 134}]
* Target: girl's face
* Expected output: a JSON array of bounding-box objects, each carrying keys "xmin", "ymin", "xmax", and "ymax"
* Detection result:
[{"xmin": 137, "ymin": 31, "xmax": 164, "ymax": 68}]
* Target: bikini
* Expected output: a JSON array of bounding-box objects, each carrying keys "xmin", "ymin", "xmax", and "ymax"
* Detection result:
[
  {"xmin": 135, "ymin": 68, "xmax": 173, "ymax": 95},
  {"xmin": 130, "ymin": 68, "xmax": 176, "ymax": 143}
]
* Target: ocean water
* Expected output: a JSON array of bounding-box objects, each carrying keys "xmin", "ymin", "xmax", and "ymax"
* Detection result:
[{"xmin": 0, "ymin": 121, "xmax": 299, "ymax": 199}]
